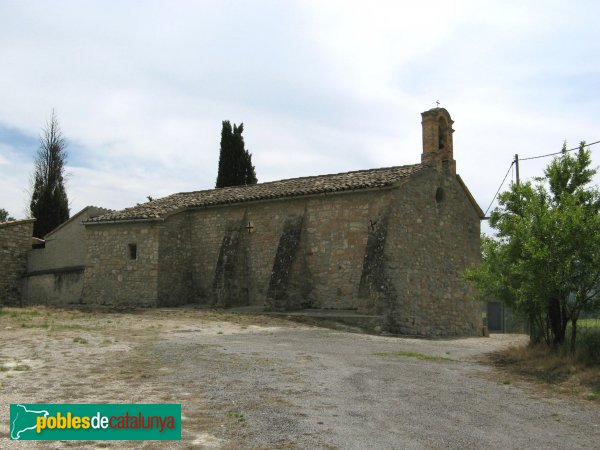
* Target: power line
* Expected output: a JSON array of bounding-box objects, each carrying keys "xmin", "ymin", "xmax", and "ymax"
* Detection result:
[
  {"xmin": 484, "ymin": 140, "xmax": 599, "ymax": 218},
  {"xmin": 520, "ymin": 140, "xmax": 600, "ymax": 161},
  {"xmin": 484, "ymin": 161, "xmax": 514, "ymax": 217}
]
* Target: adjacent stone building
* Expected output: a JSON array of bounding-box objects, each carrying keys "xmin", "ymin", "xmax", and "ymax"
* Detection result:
[
  {"xmin": 24, "ymin": 206, "xmax": 110, "ymax": 305},
  {"xmin": 81, "ymin": 108, "xmax": 484, "ymax": 336},
  {"xmin": 0, "ymin": 219, "xmax": 35, "ymax": 306}
]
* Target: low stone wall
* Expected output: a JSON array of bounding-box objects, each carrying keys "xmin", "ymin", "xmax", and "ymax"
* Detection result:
[
  {"xmin": 24, "ymin": 267, "xmax": 84, "ymax": 306},
  {"xmin": 0, "ymin": 219, "xmax": 35, "ymax": 306}
]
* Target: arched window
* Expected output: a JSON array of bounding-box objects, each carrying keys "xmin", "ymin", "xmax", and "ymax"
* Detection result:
[
  {"xmin": 438, "ymin": 117, "xmax": 447, "ymax": 149},
  {"xmin": 436, "ymin": 187, "xmax": 445, "ymax": 203}
]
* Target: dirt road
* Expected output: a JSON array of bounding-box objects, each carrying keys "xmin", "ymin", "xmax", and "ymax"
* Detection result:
[{"xmin": 0, "ymin": 308, "xmax": 598, "ymax": 449}]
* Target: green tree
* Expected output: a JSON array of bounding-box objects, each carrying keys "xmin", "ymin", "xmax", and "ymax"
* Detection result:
[
  {"xmin": 29, "ymin": 111, "xmax": 70, "ymax": 238},
  {"xmin": 215, "ymin": 121, "xmax": 257, "ymax": 188},
  {"xmin": 466, "ymin": 143, "xmax": 600, "ymax": 350},
  {"xmin": 0, "ymin": 208, "xmax": 15, "ymax": 222}
]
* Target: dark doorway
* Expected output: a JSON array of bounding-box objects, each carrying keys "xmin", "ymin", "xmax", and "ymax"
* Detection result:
[{"xmin": 487, "ymin": 301, "xmax": 503, "ymax": 332}]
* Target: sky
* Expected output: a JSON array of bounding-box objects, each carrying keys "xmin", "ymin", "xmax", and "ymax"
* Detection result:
[{"xmin": 1, "ymin": 0, "xmax": 599, "ymax": 234}]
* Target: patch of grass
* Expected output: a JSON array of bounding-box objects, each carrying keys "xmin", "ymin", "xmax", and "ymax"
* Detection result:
[
  {"xmin": 226, "ymin": 410, "xmax": 246, "ymax": 425},
  {"xmin": 0, "ymin": 309, "xmax": 43, "ymax": 318},
  {"xmin": 14, "ymin": 364, "xmax": 31, "ymax": 371},
  {"xmin": 21, "ymin": 320, "xmax": 51, "ymax": 329},
  {"xmin": 578, "ymin": 318, "xmax": 600, "ymax": 329},
  {"xmin": 502, "ymin": 380, "xmax": 511, "ymax": 385},
  {"xmin": 587, "ymin": 389, "xmax": 600, "ymax": 401},
  {"xmin": 0, "ymin": 366, "xmax": 10, "ymax": 372},
  {"xmin": 73, "ymin": 337, "xmax": 88, "ymax": 345},
  {"xmin": 52, "ymin": 323, "xmax": 96, "ymax": 331},
  {"xmin": 1, "ymin": 308, "xmax": 105, "ymax": 336},
  {"xmin": 374, "ymin": 351, "xmax": 453, "ymax": 362}
]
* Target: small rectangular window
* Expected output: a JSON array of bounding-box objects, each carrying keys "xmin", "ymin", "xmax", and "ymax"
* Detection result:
[{"xmin": 128, "ymin": 243, "xmax": 137, "ymax": 260}]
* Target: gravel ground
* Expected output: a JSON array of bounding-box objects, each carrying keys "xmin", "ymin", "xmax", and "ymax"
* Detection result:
[{"xmin": 0, "ymin": 309, "xmax": 599, "ymax": 449}]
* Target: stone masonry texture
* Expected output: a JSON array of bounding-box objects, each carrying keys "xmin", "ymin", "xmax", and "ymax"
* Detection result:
[
  {"xmin": 82, "ymin": 222, "xmax": 161, "ymax": 307},
  {"xmin": 82, "ymin": 169, "xmax": 482, "ymax": 335},
  {"xmin": 0, "ymin": 220, "xmax": 35, "ymax": 306}
]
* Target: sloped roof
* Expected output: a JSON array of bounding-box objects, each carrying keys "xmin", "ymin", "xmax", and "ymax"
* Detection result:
[
  {"xmin": 87, "ymin": 164, "xmax": 425, "ymax": 223},
  {"xmin": 45, "ymin": 206, "xmax": 112, "ymax": 237}
]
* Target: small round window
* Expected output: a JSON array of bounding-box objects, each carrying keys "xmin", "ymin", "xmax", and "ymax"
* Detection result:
[{"xmin": 435, "ymin": 187, "xmax": 444, "ymax": 203}]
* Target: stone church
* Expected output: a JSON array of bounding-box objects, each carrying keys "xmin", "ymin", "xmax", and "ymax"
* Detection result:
[{"xmin": 78, "ymin": 107, "xmax": 483, "ymax": 336}]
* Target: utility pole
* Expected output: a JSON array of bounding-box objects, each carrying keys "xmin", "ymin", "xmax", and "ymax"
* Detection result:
[{"xmin": 514, "ymin": 154, "xmax": 520, "ymax": 186}]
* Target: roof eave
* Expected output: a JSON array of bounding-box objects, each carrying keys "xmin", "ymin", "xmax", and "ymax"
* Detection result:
[
  {"xmin": 84, "ymin": 217, "xmax": 165, "ymax": 226},
  {"xmin": 455, "ymin": 174, "xmax": 485, "ymax": 219}
]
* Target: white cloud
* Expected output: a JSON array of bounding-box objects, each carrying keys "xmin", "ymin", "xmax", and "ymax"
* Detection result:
[
  {"xmin": 0, "ymin": 0, "xmax": 598, "ymax": 225},
  {"xmin": 0, "ymin": 143, "xmax": 33, "ymax": 219},
  {"xmin": 0, "ymin": 148, "xmax": 10, "ymax": 165}
]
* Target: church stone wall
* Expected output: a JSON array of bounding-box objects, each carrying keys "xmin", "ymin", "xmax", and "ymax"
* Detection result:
[
  {"xmin": 157, "ymin": 212, "xmax": 194, "ymax": 306},
  {"xmin": 383, "ymin": 169, "xmax": 481, "ymax": 336},
  {"xmin": 0, "ymin": 219, "xmax": 34, "ymax": 306},
  {"xmin": 158, "ymin": 189, "xmax": 391, "ymax": 310},
  {"xmin": 187, "ymin": 203, "xmax": 252, "ymax": 305},
  {"xmin": 82, "ymin": 222, "xmax": 161, "ymax": 307},
  {"xmin": 299, "ymin": 191, "xmax": 392, "ymax": 309}
]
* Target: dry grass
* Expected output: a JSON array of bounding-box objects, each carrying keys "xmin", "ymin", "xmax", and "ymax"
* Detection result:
[{"xmin": 486, "ymin": 343, "xmax": 600, "ymax": 402}]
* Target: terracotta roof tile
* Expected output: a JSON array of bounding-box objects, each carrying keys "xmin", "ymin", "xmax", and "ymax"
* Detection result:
[{"xmin": 87, "ymin": 164, "xmax": 424, "ymax": 223}]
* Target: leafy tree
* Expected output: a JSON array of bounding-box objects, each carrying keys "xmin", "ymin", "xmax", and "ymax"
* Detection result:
[
  {"xmin": 466, "ymin": 143, "xmax": 600, "ymax": 350},
  {"xmin": 215, "ymin": 121, "xmax": 257, "ymax": 188},
  {"xmin": 29, "ymin": 111, "xmax": 70, "ymax": 238},
  {"xmin": 0, "ymin": 208, "xmax": 15, "ymax": 222}
]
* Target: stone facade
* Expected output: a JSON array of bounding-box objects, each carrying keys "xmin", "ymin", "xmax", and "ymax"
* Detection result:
[
  {"xmin": 81, "ymin": 167, "xmax": 482, "ymax": 335},
  {"xmin": 0, "ymin": 219, "xmax": 35, "ymax": 306},
  {"xmin": 384, "ymin": 170, "xmax": 481, "ymax": 335},
  {"xmin": 20, "ymin": 108, "xmax": 483, "ymax": 336}
]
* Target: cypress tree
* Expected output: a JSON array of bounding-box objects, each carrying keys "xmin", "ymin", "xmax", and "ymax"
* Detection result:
[
  {"xmin": 244, "ymin": 148, "xmax": 258, "ymax": 185},
  {"xmin": 30, "ymin": 111, "xmax": 70, "ymax": 238},
  {"xmin": 216, "ymin": 121, "xmax": 257, "ymax": 188}
]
